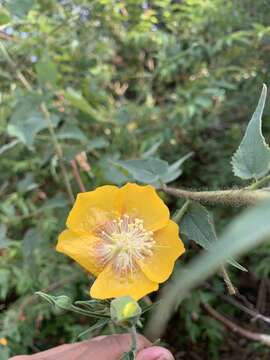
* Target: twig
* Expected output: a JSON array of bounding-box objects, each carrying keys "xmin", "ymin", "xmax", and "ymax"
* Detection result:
[
  {"xmin": 41, "ymin": 103, "xmax": 74, "ymax": 202},
  {"xmin": 70, "ymin": 159, "xmax": 86, "ymax": 193},
  {"xmin": 256, "ymin": 278, "xmax": 267, "ymax": 315},
  {"xmin": 163, "ymin": 186, "xmax": 270, "ymax": 206},
  {"xmin": 221, "ymin": 266, "xmax": 237, "ymax": 296},
  {"xmin": 221, "ymin": 293, "xmax": 270, "ymax": 325},
  {"xmin": 202, "ymin": 302, "xmax": 270, "ymax": 347},
  {"xmin": 0, "ymin": 41, "xmax": 32, "ymax": 91},
  {"xmin": 203, "ymin": 283, "xmax": 270, "ymax": 325}
]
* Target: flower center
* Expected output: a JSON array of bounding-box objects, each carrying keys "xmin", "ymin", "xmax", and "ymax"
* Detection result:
[{"xmin": 95, "ymin": 215, "xmax": 155, "ymax": 276}]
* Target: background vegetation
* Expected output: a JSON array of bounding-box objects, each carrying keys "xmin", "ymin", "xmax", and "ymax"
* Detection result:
[{"xmin": 1, "ymin": 0, "xmax": 270, "ymax": 359}]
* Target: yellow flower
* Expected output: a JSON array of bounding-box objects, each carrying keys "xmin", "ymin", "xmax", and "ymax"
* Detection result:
[
  {"xmin": 0, "ymin": 338, "xmax": 8, "ymax": 346},
  {"xmin": 56, "ymin": 183, "xmax": 185, "ymax": 300}
]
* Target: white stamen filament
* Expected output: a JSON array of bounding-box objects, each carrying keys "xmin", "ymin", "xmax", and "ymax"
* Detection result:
[{"xmin": 95, "ymin": 215, "xmax": 155, "ymax": 276}]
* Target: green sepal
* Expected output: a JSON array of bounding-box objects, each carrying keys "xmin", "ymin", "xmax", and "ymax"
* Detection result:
[{"xmin": 110, "ymin": 296, "xmax": 142, "ymax": 325}]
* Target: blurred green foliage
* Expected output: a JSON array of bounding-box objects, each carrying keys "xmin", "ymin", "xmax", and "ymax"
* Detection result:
[{"xmin": 1, "ymin": 0, "xmax": 270, "ymax": 358}]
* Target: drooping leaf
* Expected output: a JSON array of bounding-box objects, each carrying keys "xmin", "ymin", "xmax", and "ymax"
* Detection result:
[
  {"xmin": 17, "ymin": 173, "xmax": 38, "ymax": 193},
  {"xmin": 112, "ymin": 154, "xmax": 192, "ymax": 185},
  {"xmin": 142, "ymin": 140, "xmax": 163, "ymax": 158},
  {"xmin": 180, "ymin": 202, "xmax": 247, "ymax": 271},
  {"xmin": 160, "ymin": 152, "xmax": 193, "ymax": 183},
  {"xmin": 64, "ymin": 87, "xmax": 102, "ymax": 121},
  {"xmin": 113, "ymin": 158, "xmax": 167, "ymax": 183},
  {"xmin": 57, "ymin": 124, "xmax": 87, "ymax": 142},
  {"xmin": 232, "ymin": 84, "xmax": 270, "ymax": 180}
]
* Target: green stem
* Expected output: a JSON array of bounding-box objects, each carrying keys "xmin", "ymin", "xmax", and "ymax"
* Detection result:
[
  {"xmin": 70, "ymin": 305, "xmax": 109, "ymax": 319},
  {"xmin": 248, "ymin": 174, "xmax": 270, "ymax": 190},
  {"xmin": 130, "ymin": 325, "xmax": 138, "ymax": 356},
  {"xmin": 173, "ymin": 200, "xmax": 190, "ymax": 223}
]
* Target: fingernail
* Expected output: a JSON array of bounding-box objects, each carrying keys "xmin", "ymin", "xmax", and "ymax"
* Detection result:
[{"xmin": 137, "ymin": 346, "xmax": 174, "ymax": 360}]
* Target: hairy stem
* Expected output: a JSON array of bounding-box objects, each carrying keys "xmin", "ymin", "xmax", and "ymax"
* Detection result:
[
  {"xmin": 163, "ymin": 186, "xmax": 270, "ymax": 206},
  {"xmin": 130, "ymin": 325, "xmax": 138, "ymax": 356}
]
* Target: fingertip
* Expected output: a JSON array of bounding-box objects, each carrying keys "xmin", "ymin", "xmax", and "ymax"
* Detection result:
[{"xmin": 137, "ymin": 345, "xmax": 174, "ymax": 360}]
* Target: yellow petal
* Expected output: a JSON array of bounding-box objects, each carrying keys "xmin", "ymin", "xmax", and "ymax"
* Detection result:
[
  {"xmin": 56, "ymin": 229, "xmax": 103, "ymax": 276},
  {"xmin": 119, "ymin": 183, "xmax": 169, "ymax": 231},
  {"xmin": 138, "ymin": 220, "xmax": 185, "ymax": 283},
  {"xmin": 90, "ymin": 264, "xmax": 158, "ymax": 300},
  {"xmin": 67, "ymin": 185, "xmax": 121, "ymax": 233}
]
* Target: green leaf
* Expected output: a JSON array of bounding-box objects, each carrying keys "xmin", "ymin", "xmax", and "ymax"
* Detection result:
[
  {"xmin": 77, "ymin": 318, "xmax": 108, "ymax": 339},
  {"xmin": 17, "ymin": 173, "xmax": 38, "ymax": 193},
  {"xmin": 36, "ymin": 55, "xmax": 57, "ymax": 86},
  {"xmin": 180, "ymin": 202, "xmax": 247, "ymax": 271},
  {"xmin": 114, "ymin": 158, "xmax": 167, "ymax": 183},
  {"xmin": 22, "ymin": 228, "xmax": 42, "ymax": 266},
  {"xmin": 160, "ymin": 152, "xmax": 193, "ymax": 183},
  {"xmin": 113, "ymin": 154, "xmax": 192, "ymax": 185},
  {"xmin": 41, "ymin": 193, "xmax": 68, "ymax": 210},
  {"xmin": 0, "ymin": 268, "xmax": 10, "ymax": 299},
  {"xmin": 0, "ymin": 225, "xmax": 12, "ymax": 250},
  {"xmin": 181, "ymin": 202, "xmax": 217, "ymax": 248},
  {"xmin": 7, "ymin": 94, "xmax": 60, "ymax": 149},
  {"xmin": 232, "ymin": 84, "xmax": 270, "ymax": 180},
  {"xmin": 120, "ymin": 352, "xmax": 136, "ymax": 360},
  {"xmin": 7, "ymin": 0, "xmax": 36, "ymax": 17},
  {"xmin": 0, "ymin": 7, "xmax": 11, "ymax": 25},
  {"xmin": 64, "ymin": 87, "xmax": 102, "ymax": 121},
  {"xmin": 57, "ymin": 124, "xmax": 87, "ymax": 142}
]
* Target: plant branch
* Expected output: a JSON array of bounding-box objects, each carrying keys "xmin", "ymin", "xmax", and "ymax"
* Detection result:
[
  {"xmin": 220, "ymin": 292, "xmax": 270, "ymax": 325},
  {"xmin": 163, "ymin": 186, "xmax": 270, "ymax": 206},
  {"xmin": 221, "ymin": 266, "xmax": 237, "ymax": 296},
  {"xmin": 201, "ymin": 302, "xmax": 270, "ymax": 347},
  {"xmin": 70, "ymin": 159, "xmax": 86, "ymax": 193},
  {"xmin": 41, "ymin": 103, "xmax": 74, "ymax": 202}
]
